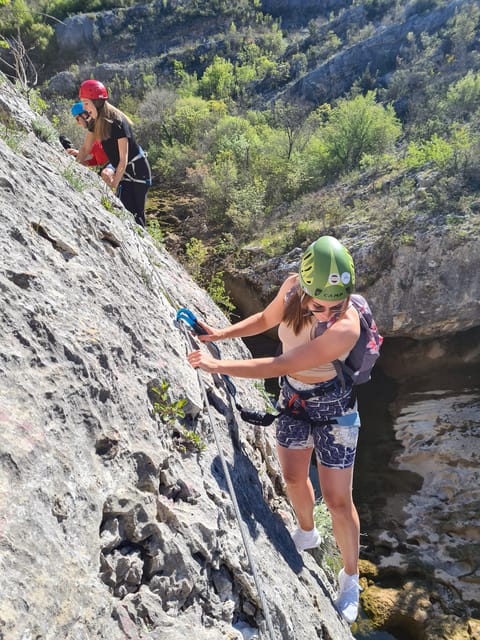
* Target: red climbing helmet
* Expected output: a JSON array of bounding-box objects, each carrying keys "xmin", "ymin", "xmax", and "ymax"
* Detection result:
[{"xmin": 79, "ymin": 79, "xmax": 108, "ymax": 100}]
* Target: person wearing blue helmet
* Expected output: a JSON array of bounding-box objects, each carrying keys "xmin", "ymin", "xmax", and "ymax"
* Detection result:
[{"xmin": 60, "ymin": 103, "xmax": 115, "ymax": 186}]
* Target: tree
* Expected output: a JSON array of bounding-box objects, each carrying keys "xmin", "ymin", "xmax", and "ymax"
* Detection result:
[
  {"xmin": 443, "ymin": 71, "xmax": 480, "ymax": 121},
  {"xmin": 269, "ymin": 99, "xmax": 315, "ymax": 160},
  {"xmin": 198, "ymin": 56, "xmax": 235, "ymax": 100},
  {"xmin": 321, "ymin": 91, "xmax": 401, "ymax": 175},
  {"xmin": 0, "ymin": 29, "xmax": 38, "ymax": 95}
]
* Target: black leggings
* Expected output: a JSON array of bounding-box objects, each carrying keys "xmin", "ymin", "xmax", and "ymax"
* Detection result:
[
  {"xmin": 117, "ymin": 180, "xmax": 149, "ymax": 227},
  {"xmin": 116, "ymin": 155, "xmax": 151, "ymax": 227}
]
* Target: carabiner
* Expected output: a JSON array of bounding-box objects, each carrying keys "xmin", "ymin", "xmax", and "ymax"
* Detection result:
[{"xmin": 176, "ymin": 308, "xmax": 207, "ymax": 336}]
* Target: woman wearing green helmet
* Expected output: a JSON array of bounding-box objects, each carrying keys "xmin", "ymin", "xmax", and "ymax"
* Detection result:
[{"xmin": 188, "ymin": 236, "xmax": 364, "ymax": 624}]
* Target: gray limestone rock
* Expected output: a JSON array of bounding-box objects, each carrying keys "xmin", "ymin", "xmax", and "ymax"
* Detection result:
[{"xmin": 0, "ymin": 74, "xmax": 351, "ymax": 640}]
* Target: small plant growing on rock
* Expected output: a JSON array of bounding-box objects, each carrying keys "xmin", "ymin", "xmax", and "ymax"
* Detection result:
[
  {"xmin": 61, "ymin": 165, "xmax": 87, "ymax": 192},
  {"xmin": 101, "ymin": 195, "xmax": 115, "ymax": 212},
  {"xmin": 151, "ymin": 381, "xmax": 205, "ymax": 452},
  {"xmin": 32, "ymin": 117, "xmax": 56, "ymax": 143},
  {"xmin": 0, "ymin": 112, "xmax": 25, "ymax": 152},
  {"xmin": 176, "ymin": 429, "xmax": 205, "ymax": 453},
  {"xmin": 146, "ymin": 216, "xmax": 164, "ymax": 249},
  {"xmin": 151, "ymin": 381, "xmax": 187, "ymax": 425}
]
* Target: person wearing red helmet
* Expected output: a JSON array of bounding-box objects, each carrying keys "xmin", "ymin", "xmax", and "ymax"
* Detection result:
[
  {"xmin": 76, "ymin": 80, "xmax": 151, "ymax": 227},
  {"xmin": 78, "ymin": 79, "xmax": 109, "ymax": 100}
]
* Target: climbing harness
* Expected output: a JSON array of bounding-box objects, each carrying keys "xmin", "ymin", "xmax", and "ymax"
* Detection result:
[
  {"xmin": 176, "ymin": 316, "xmax": 276, "ymax": 640},
  {"xmin": 122, "ymin": 147, "xmax": 152, "ymax": 186}
]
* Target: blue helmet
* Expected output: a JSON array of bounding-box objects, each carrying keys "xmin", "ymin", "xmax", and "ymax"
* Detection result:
[{"xmin": 71, "ymin": 102, "xmax": 87, "ymax": 117}]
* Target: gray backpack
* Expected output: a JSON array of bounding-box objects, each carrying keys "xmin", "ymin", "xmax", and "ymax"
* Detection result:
[{"xmin": 314, "ymin": 294, "xmax": 383, "ymax": 385}]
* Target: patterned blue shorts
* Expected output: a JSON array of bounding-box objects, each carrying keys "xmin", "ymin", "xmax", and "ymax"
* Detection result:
[{"xmin": 276, "ymin": 376, "xmax": 360, "ymax": 469}]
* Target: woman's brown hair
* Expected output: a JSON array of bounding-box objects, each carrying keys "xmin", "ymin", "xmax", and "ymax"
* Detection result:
[
  {"xmin": 91, "ymin": 100, "xmax": 132, "ymax": 142},
  {"xmin": 281, "ymin": 276, "xmax": 313, "ymax": 335}
]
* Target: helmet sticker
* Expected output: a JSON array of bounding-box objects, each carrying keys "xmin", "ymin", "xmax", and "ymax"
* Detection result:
[
  {"xmin": 328, "ymin": 273, "xmax": 340, "ymax": 285},
  {"xmin": 341, "ymin": 272, "xmax": 351, "ymax": 285}
]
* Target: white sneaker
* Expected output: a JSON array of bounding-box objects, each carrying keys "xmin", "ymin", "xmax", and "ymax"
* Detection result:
[
  {"xmin": 335, "ymin": 568, "xmax": 360, "ymax": 624},
  {"xmin": 291, "ymin": 527, "xmax": 322, "ymax": 552}
]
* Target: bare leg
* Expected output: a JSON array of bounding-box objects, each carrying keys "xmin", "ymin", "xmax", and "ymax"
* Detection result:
[
  {"xmin": 276, "ymin": 445, "xmax": 315, "ymax": 530},
  {"xmin": 317, "ymin": 464, "xmax": 359, "ymax": 575}
]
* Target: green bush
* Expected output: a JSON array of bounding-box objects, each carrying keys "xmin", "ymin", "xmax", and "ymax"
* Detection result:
[
  {"xmin": 405, "ymin": 134, "xmax": 453, "ymax": 170},
  {"xmin": 321, "ymin": 91, "xmax": 402, "ymax": 176}
]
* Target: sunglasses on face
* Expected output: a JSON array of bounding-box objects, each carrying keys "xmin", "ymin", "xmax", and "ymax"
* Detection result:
[{"xmin": 309, "ymin": 302, "xmax": 346, "ymax": 314}]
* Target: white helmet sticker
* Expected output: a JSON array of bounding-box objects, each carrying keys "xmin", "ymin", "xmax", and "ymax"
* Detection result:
[
  {"xmin": 328, "ymin": 273, "xmax": 340, "ymax": 285},
  {"xmin": 341, "ymin": 272, "xmax": 351, "ymax": 285}
]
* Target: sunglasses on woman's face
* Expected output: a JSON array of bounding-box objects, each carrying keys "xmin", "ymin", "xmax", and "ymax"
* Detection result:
[{"xmin": 310, "ymin": 302, "xmax": 346, "ymax": 314}]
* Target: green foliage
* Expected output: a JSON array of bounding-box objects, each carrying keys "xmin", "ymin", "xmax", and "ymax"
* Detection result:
[
  {"xmin": 1, "ymin": 127, "xmax": 24, "ymax": 152},
  {"xmin": 101, "ymin": 195, "xmax": 114, "ymax": 212},
  {"xmin": 29, "ymin": 90, "xmax": 48, "ymax": 115},
  {"xmin": 198, "ymin": 56, "xmax": 236, "ymax": 101},
  {"xmin": 177, "ymin": 429, "xmax": 206, "ymax": 453},
  {"xmin": 172, "ymin": 59, "xmax": 199, "ymax": 97},
  {"xmin": 405, "ymin": 134, "xmax": 453, "ymax": 170},
  {"xmin": 448, "ymin": 1, "xmax": 480, "ymax": 63},
  {"xmin": 225, "ymin": 179, "xmax": 266, "ymax": 232},
  {"xmin": 293, "ymin": 220, "xmax": 326, "ymax": 246},
  {"xmin": 173, "ymin": 96, "xmax": 223, "ymax": 145},
  {"xmin": 43, "ymin": 0, "xmax": 137, "ymax": 20},
  {"xmin": 405, "ymin": 0, "xmax": 441, "ymax": 18},
  {"xmin": 442, "ymin": 71, "xmax": 480, "ymax": 120},
  {"xmin": 0, "ymin": 1, "xmax": 54, "ymax": 54},
  {"xmin": 185, "ymin": 237, "xmax": 208, "ymax": 280},
  {"xmin": 146, "ymin": 217, "xmax": 165, "ymax": 249},
  {"xmin": 399, "ymin": 233, "xmax": 415, "ymax": 245},
  {"xmin": 207, "ymin": 271, "xmax": 235, "ymax": 313},
  {"xmin": 183, "ymin": 238, "xmax": 234, "ymax": 313},
  {"xmin": 117, "ymin": 94, "xmax": 140, "ymax": 122},
  {"xmin": 321, "ymin": 91, "xmax": 402, "ymax": 176},
  {"xmin": 31, "ymin": 117, "xmax": 56, "ymax": 143},
  {"xmin": 154, "ymin": 142, "xmax": 195, "ymax": 184},
  {"xmin": 150, "ymin": 381, "xmax": 204, "ymax": 452},
  {"xmin": 0, "ymin": 110, "xmax": 25, "ymax": 152},
  {"xmin": 61, "ymin": 165, "xmax": 87, "ymax": 192},
  {"xmin": 313, "ymin": 500, "xmax": 342, "ymax": 577},
  {"xmin": 151, "ymin": 381, "xmax": 187, "ymax": 425},
  {"xmin": 252, "ymin": 381, "xmax": 275, "ymax": 412},
  {"xmin": 23, "ymin": 0, "xmax": 479, "ymax": 264}
]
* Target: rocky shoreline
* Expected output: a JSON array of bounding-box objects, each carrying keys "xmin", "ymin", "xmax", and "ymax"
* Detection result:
[{"xmin": 354, "ymin": 365, "xmax": 480, "ymax": 640}]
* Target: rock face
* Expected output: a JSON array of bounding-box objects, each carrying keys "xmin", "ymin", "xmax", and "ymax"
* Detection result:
[
  {"xmin": 259, "ymin": 0, "xmax": 349, "ymax": 25},
  {"xmin": 282, "ymin": 0, "xmax": 467, "ymax": 104},
  {"xmin": 47, "ymin": 0, "xmax": 470, "ymax": 109},
  {"xmin": 0, "ymin": 76, "xmax": 351, "ymax": 639},
  {"xmin": 53, "ymin": 5, "xmax": 229, "ymax": 66}
]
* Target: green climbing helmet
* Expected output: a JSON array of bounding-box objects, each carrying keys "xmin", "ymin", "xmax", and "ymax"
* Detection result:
[{"xmin": 299, "ymin": 236, "xmax": 355, "ymax": 300}]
